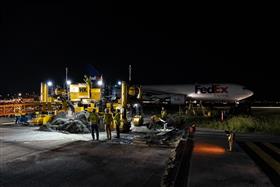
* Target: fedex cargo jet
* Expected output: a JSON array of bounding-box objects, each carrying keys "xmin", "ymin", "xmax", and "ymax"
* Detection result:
[{"xmin": 142, "ymin": 84, "xmax": 253, "ymax": 103}]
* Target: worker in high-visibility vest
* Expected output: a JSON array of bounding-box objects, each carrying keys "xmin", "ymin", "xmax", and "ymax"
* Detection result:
[
  {"xmin": 161, "ymin": 107, "xmax": 167, "ymax": 120},
  {"xmin": 88, "ymin": 109, "xmax": 99, "ymax": 141},
  {"xmin": 14, "ymin": 107, "xmax": 22, "ymax": 124},
  {"xmin": 104, "ymin": 109, "xmax": 113, "ymax": 140},
  {"xmin": 114, "ymin": 109, "xmax": 121, "ymax": 138},
  {"xmin": 227, "ymin": 131, "xmax": 236, "ymax": 152}
]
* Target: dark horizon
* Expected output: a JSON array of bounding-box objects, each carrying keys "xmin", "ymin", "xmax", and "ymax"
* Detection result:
[{"xmin": 1, "ymin": 2, "xmax": 279, "ymax": 100}]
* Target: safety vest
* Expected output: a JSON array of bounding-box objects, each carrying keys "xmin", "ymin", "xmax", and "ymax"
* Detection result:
[
  {"xmin": 89, "ymin": 112, "xmax": 99, "ymax": 124},
  {"xmin": 228, "ymin": 133, "xmax": 235, "ymax": 142},
  {"xmin": 104, "ymin": 113, "xmax": 113, "ymax": 125},
  {"xmin": 14, "ymin": 107, "xmax": 22, "ymax": 116},
  {"xmin": 161, "ymin": 110, "xmax": 167, "ymax": 119},
  {"xmin": 114, "ymin": 113, "xmax": 121, "ymax": 125}
]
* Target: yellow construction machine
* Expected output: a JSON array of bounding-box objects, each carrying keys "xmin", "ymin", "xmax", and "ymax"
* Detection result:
[{"xmin": 33, "ymin": 76, "xmax": 144, "ymax": 130}]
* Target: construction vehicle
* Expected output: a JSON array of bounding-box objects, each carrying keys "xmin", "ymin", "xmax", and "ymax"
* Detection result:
[
  {"xmin": 65, "ymin": 80, "xmax": 132, "ymax": 132},
  {"xmin": 127, "ymin": 84, "xmax": 144, "ymax": 127},
  {"xmin": 32, "ymin": 112, "xmax": 53, "ymax": 125},
  {"xmin": 29, "ymin": 83, "xmax": 68, "ymax": 125},
  {"xmin": 31, "ymin": 74, "xmax": 144, "ymax": 131}
]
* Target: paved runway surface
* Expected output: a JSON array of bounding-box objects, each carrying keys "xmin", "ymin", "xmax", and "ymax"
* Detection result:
[{"xmin": 188, "ymin": 128, "xmax": 280, "ymax": 187}]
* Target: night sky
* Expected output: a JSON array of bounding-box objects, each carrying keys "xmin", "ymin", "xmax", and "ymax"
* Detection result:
[{"xmin": 0, "ymin": 2, "xmax": 279, "ymax": 100}]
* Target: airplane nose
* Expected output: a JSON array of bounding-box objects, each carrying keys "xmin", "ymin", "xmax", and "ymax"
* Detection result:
[{"xmin": 246, "ymin": 90, "xmax": 254, "ymax": 97}]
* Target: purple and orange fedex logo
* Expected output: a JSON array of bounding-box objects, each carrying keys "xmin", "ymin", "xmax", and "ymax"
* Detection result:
[{"xmin": 195, "ymin": 84, "xmax": 228, "ymax": 94}]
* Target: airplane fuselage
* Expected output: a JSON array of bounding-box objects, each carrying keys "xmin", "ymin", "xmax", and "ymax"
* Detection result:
[{"xmin": 142, "ymin": 84, "xmax": 253, "ymax": 102}]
